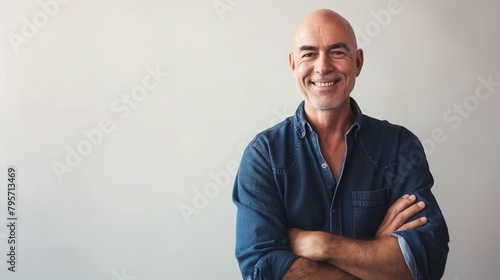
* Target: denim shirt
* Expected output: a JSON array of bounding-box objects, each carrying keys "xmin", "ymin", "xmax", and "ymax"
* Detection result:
[{"xmin": 233, "ymin": 98, "xmax": 449, "ymax": 280}]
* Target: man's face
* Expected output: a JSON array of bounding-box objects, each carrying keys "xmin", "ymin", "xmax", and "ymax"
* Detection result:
[{"xmin": 289, "ymin": 16, "xmax": 363, "ymax": 111}]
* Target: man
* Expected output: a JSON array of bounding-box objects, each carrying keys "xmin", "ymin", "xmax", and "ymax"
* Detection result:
[{"xmin": 233, "ymin": 9, "xmax": 449, "ymax": 280}]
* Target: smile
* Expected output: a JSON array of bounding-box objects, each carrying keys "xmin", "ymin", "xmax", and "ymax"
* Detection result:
[{"xmin": 311, "ymin": 79, "xmax": 338, "ymax": 87}]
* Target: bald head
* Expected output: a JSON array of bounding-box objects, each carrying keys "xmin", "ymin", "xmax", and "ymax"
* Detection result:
[{"xmin": 293, "ymin": 9, "xmax": 358, "ymax": 53}]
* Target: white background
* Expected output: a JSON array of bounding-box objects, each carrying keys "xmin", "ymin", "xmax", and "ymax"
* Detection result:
[{"xmin": 1, "ymin": 0, "xmax": 499, "ymax": 279}]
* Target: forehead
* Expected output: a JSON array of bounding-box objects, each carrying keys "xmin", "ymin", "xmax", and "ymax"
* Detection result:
[{"xmin": 294, "ymin": 18, "xmax": 356, "ymax": 50}]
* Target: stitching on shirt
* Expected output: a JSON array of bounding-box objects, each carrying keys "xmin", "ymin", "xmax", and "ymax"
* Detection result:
[
  {"xmin": 398, "ymin": 135, "xmax": 419, "ymax": 157},
  {"xmin": 251, "ymin": 117, "xmax": 303, "ymax": 174},
  {"xmin": 357, "ymin": 136, "xmax": 379, "ymax": 167},
  {"xmin": 358, "ymin": 119, "xmax": 419, "ymax": 169},
  {"xmin": 357, "ymin": 136, "xmax": 397, "ymax": 168},
  {"xmin": 273, "ymin": 168, "xmax": 288, "ymax": 174},
  {"xmin": 251, "ymin": 141, "xmax": 271, "ymax": 165}
]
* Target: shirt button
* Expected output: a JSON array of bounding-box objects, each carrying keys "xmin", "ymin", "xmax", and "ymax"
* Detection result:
[
  {"xmin": 321, "ymin": 163, "xmax": 328, "ymax": 169},
  {"xmin": 301, "ymin": 132, "xmax": 306, "ymax": 137},
  {"xmin": 332, "ymin": 208, "xmax": 337, "ymax": 214}
]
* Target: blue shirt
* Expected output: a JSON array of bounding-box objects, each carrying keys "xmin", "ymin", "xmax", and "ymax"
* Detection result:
[{"xmin": 233, "ymin": 98, "xmax": 449, "ymax": 280}]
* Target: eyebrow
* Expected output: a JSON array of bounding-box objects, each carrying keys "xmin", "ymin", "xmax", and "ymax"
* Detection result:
[{"xmin": 299, "ymin": 43, "xmax": 351, "ymax": 53}]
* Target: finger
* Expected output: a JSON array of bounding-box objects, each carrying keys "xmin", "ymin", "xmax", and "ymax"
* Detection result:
[
  {"xmin": 376, "ymin": 196, "xmax": 425, "ymax": 238},
  {"xmin": 392, "ymin": 201, "xmax": 426, "ymax": 228},
  {"xmin": 379, "ymin": 194, "xmax": 417, "ymax": 225},
  {"xmin": 392, "ymin": 194, "xmax": 418, "ymax": 214},
  {"xmin": 397, "ymin": 216, "xmax": 428, "ymax": 232}
]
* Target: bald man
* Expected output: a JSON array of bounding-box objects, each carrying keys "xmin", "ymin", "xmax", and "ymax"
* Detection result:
[{"xmin": 233, "ymin": 9, "xmax": 448, "ymax": 280}]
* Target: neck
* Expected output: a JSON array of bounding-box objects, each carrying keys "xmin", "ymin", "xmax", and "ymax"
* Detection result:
[{"xmin": 304, "ymin": 99, "xmax": 355, "ymax": 140}]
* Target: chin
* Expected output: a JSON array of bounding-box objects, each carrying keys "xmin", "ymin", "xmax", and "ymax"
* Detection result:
[
  {"xmin": 310, "ymin": 97, "xmax": 349, "ymax": 111},
  {"xmin": 312, "ymin": 103, "xmax": 341, "ymax": 111}
]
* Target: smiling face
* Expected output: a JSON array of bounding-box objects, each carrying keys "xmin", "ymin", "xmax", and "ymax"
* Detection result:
[{"xmin": 289, "ymin": 10, "xmax": 364, "ymax": 112}]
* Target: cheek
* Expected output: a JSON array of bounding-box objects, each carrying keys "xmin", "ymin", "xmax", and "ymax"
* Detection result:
[
  {"xmin": 336, "ymin": 61, "xmax": 358, "ymax": 75},
  {"xmin": 296, "ymin": 63, "xmax": 311, "ymax": 82}
]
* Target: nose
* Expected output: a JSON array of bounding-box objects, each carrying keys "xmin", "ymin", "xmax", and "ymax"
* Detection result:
[{"xmin": 314, "ymin": 53, "xmax": 334, "ymax": 75}]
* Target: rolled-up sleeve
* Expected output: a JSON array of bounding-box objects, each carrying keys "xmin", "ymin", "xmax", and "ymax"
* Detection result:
[
  {"xmin": 233, "ymin": 140, "xmax": 298, "ymax": 280},
  {"xmin": 392, "ymin": 233, "xmax": 418, "ymax": 278},
  {"xmin": 388, "ymin": 137, "xmax": 450, "ymax": 280}
]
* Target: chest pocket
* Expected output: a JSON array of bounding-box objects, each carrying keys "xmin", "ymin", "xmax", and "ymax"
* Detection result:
[{"xmin": 352, "ymin": 187, "xmax": 390, "ymax": 239}]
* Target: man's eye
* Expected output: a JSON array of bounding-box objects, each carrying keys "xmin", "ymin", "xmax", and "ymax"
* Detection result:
[
  {"xmin": 331, "ymin": 51, "xmax": 346, "ymax": 57},
  {"xmin": 303, "ymin": 53, "xmax": 315, "ymax": 58}
]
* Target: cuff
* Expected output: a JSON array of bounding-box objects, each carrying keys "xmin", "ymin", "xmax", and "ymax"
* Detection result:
[{"xmin": 392, "ymin": 233, "xmax": 418, "ymax": 279}]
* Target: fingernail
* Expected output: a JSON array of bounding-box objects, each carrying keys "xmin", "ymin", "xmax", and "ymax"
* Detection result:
[
  {"xmin": 418, "ymin": 201, "xmax": 425, "ymax": 207},
  {"xmin": 420, "ymin": 217, "xmax": 428, "ymax": 223},
  {"xmin": 409, "ymin": 195, "xmax": 416, "ymax": 200},
  {"xmin": 403, "ymin": 194, "xmax": 409, "ymax": 198}
]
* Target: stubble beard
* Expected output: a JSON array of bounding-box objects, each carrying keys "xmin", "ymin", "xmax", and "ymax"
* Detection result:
[{"xmin": 299, "ymin": 85, "xmax": 350, "ymax": 112}]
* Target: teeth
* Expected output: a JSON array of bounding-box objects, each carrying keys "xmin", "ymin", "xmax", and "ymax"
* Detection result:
[{"xmin": 315, "ymin": 81, "xmax": 335, "ymax": 87}]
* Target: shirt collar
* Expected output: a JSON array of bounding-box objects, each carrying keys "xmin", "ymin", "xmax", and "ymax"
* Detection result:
[{"xmin": 294, "ymin": 97, "xmax": 363, "ymax": 139}]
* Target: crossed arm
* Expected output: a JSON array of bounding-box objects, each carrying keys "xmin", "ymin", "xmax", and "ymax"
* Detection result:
[{"xmin": 283, "ymin": 194, "xmax": 427, "ymax": 280}]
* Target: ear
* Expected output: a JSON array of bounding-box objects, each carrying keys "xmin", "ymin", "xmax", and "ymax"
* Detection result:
[
  {"xmin": 288, "ymin": 52, "xmax": 296, "ymax": 72},
  {"xmin": 355, "ymin": 49, "xmax": 364, "ymax": 77}
]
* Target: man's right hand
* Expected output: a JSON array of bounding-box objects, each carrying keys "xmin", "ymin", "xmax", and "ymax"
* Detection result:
[{"xmin": 375, "ymin": 194, "xmax": 428, "ymax": 239}]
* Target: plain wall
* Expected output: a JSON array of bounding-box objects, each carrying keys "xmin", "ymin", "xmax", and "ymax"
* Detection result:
[{"xmin": 1, "ymin": 0, "xmax": 499, "ymax": 279}]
